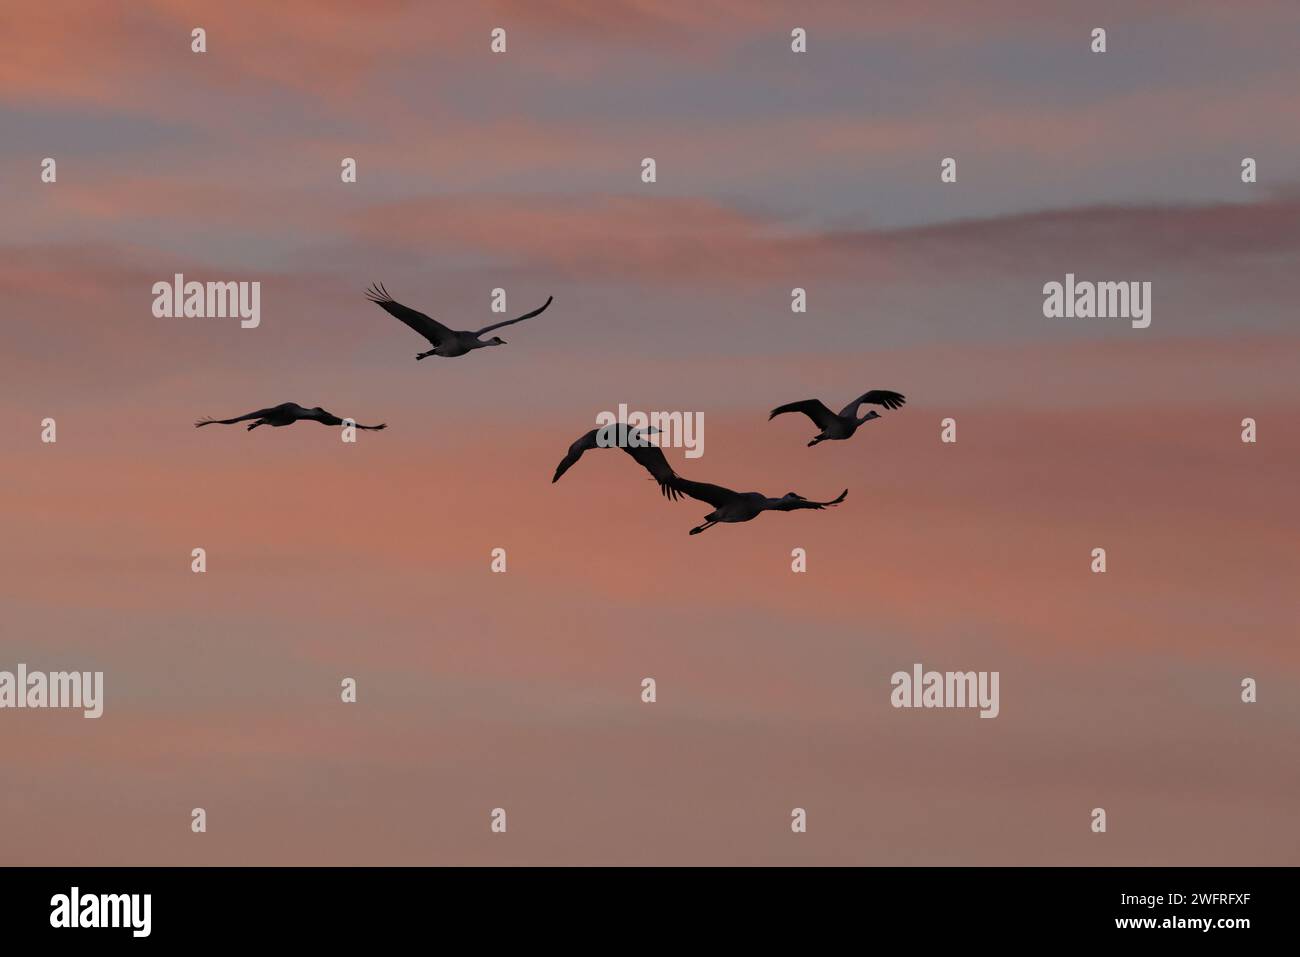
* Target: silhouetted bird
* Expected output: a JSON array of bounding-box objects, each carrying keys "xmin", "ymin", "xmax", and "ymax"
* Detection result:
[
  {"xmin": 769, "ymin": 389, "xmax": 905, "ymax": 446},
  {"xmin": 365, "ymin": 283, "xmax": 552, "ymax": 359},
  {"xmin": 194, "ymin": 403, "xmax": 386, "ymax": 431},
  {"xmin": 552, "ymin": 425, "xmax": 681, "ymax": 499},
  {"xmin": 668, "ymin": 478, "xmax": 848, "ymax": 535}
]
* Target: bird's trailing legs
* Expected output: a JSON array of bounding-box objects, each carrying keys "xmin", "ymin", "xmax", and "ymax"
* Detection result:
[
  {"xmin": 689, "ymin": 521, "xmax": 718, "ymax": 536},
  {"xmin": 195, "ymin": 413, "xmax": 268, "ymax": 429},
  {"xmin": 415, "ymin": 349, "xmax": 436, "ymax": 361}
]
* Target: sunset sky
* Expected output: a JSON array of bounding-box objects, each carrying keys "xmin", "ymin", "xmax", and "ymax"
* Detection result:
[{"xmin": 2, "ymin": 0, "xmax": 1298, "ymax": 865}]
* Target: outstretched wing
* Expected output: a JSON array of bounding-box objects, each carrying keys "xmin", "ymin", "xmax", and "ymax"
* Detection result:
[
  {"xmin": 552, "ymin": 429, "xmax": 599, "ymax": 483},
  {"xmin": 667, "ymin": 477, "xmax": 736, "ymax": 508},
  {"xmin": 474, "ymin": 296, "xmax": 553, "ymax": 336},
  {"xmin": 769, "ymin": 489, "xmax": 849, "ymax": 511},
  {"xmin": 365, "ymin": 283, "xmax": 455, "ymax": 346},
  {"xmin": 552, "ymin": 426, "xmax": 680, "ymax": 499},
  {"xmin": 303, "ymin": 408, "xmax": 344, "ymax": 426},
  {"xmin": 622, "ymin": 442, "xmax": 681, "ymax": 500},
  {"xmin": 838, "ymin": 390, "xmax": 905, "ymax": 418},
  {"xmin": 769, "ymin": 399, "xmax": 838, "ymax": 429}
]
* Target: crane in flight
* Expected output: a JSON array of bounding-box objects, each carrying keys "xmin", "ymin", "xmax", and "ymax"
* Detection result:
[
  {"xmin": 552, "ymin": 425, "xmax": 681, "ymax": 500},
  {"xmin": 668, "ymin": 477, "xmax": 848, "ymax": 535},
  {"xmin": 194, "ymin": 403, "xmax": 387, "ymax": 431},
  {"xmin": 769, "ymin": 389, "xmax": 905, "ymax": 446},
  {"xmin": 365, "ymin": 283, "xmax": 553, "ymax": 360}
]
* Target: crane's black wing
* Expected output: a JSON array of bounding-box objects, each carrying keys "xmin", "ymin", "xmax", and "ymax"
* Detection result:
[
  {"xmin": 838, "ymin": 390, "xmax": 905, "ymax": 418},
  {"xmin": 552, "ymin": 429, "xmax": 600, "ymax": 483},
  {"xmin": 769, "ymin": 399, "xmax": 838, "ymax": 429},
  {"xmin": 667, "ymin": 477, "xmax": 737, "ymax": 509},
  {"xmin": 552, "ymin": 426, "xmax": 680, "ymax": 499},
  {"xmin": 474, "ymin": 296, "xmax": 553, "ymax": 336},
  {"xmin": 622, "ymin": 443, "xmax": 681, "ymax": 500},
  {"xmin": 365, "ymin": 283, "xmax": 455, "ymax": 346}
]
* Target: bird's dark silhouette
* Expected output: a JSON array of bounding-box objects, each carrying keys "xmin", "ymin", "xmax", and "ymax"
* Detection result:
[
  {"xmin": 194, "ymin": 403, "xmax": 387, "ymax": 431},
  {"xmin": 667, "ymin": 477, "xmax": 849, "ymax": 535},
  {"xmin": 770, "ymin": 389, "xmax": 906, "ymax": 446},
  {"xmin": 365, "ymin": 283, "xmax": 553, "ymax": 359},
  {"xmin": 552, "ymin": 425, "xmax": 682, "ymax": 499}
]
